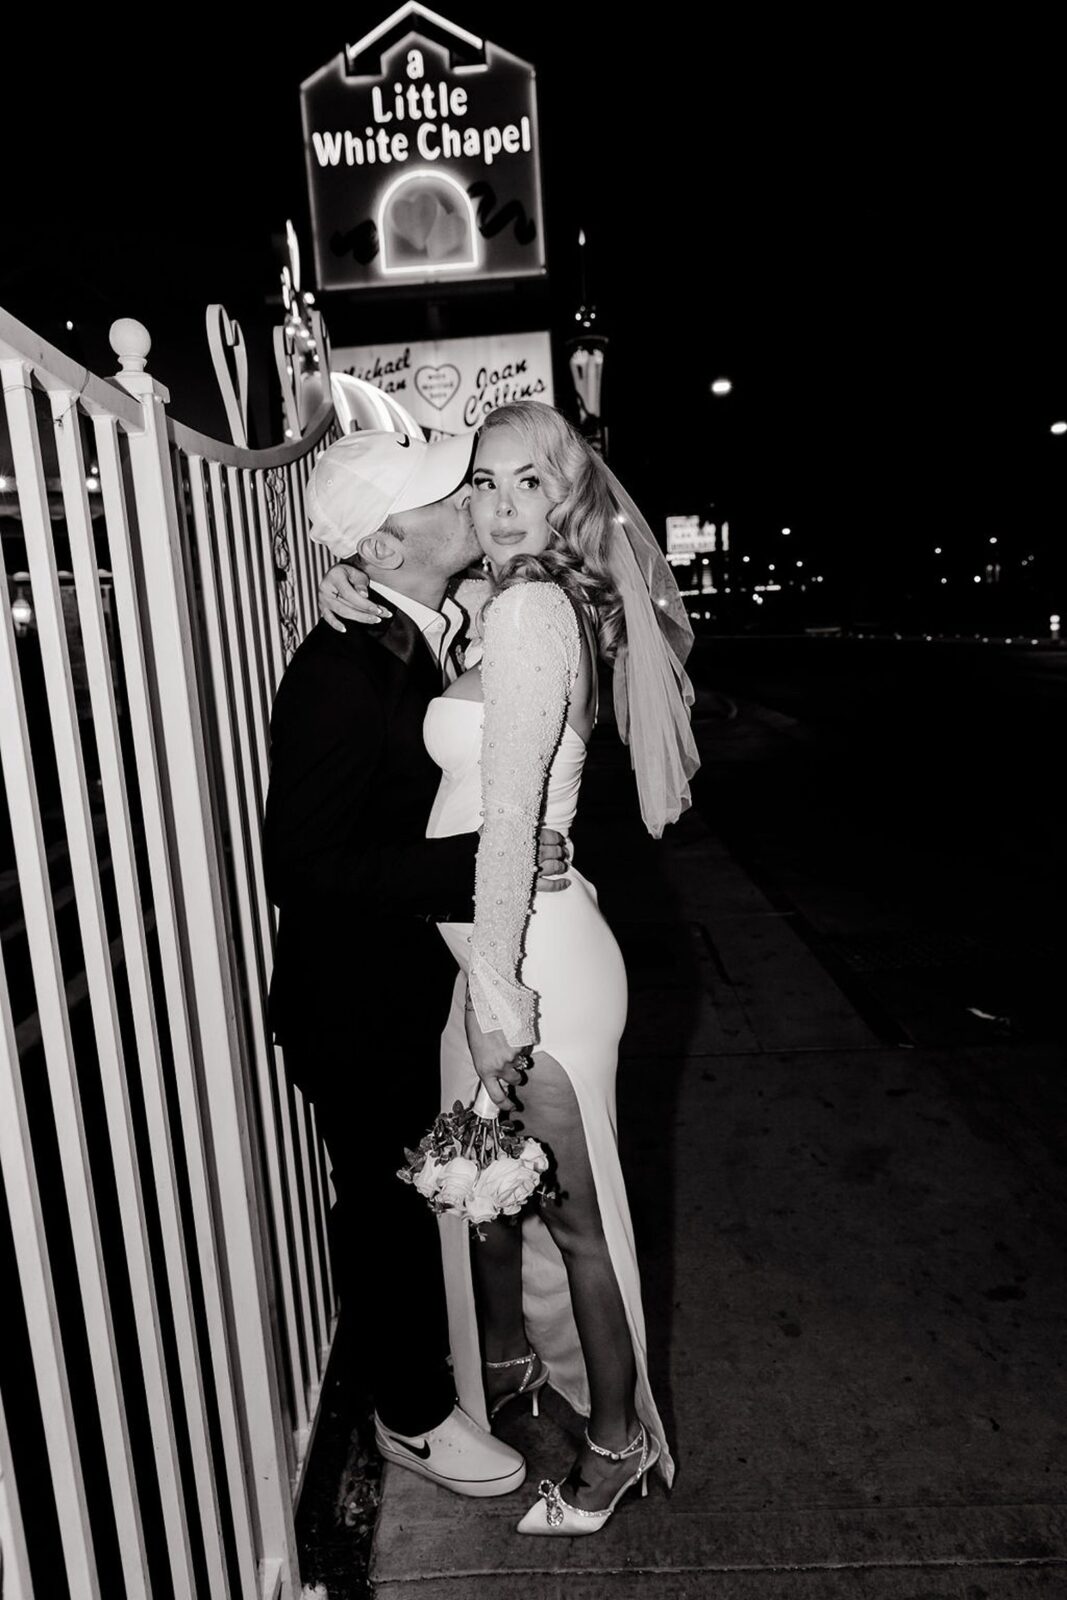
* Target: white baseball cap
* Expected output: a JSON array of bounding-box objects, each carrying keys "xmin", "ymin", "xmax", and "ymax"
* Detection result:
[{"xmin": 305, "ymin": 430, "xmax": 475, "ymax": 558}]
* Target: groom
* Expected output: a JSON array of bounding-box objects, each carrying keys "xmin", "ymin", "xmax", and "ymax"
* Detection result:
[{"xmin": 264, "ymin": 430, "xmax": 562, "ymax": 1497}]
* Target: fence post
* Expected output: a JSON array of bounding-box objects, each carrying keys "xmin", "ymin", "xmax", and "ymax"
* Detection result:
[
  {"xmin": 110, "ymin": 318, "xmax": 301, "ymax": 1600},
  {"xmin": 0, "ymin": 1386, "xmax": 35, "ymax": 1600}
]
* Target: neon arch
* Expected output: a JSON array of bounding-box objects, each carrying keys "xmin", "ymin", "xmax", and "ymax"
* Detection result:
[{"xmin": 377, "ymin": 168, "xmax": 479, "ymax": 276}]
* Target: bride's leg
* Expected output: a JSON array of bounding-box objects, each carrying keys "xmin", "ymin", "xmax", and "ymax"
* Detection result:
[{"xmin": 517, "ymin": 1050, "xmax": 642, "ymax": 1510}]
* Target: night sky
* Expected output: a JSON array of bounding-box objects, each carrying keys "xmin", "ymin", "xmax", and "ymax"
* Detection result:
[{"xmin": 3, "ymin": 10, "xmax": 1063, "ymax": 608}]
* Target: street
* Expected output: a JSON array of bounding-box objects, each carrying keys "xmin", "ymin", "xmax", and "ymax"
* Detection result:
[{"xmin": 685, "ymin": 637, "xmax": 1067, "ymax": 1051}]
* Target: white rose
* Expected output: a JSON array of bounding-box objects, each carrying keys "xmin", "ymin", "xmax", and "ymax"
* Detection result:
[
  {"xmin": 465, "ymin": 1172, "xmax": 501, "ymax": 1226},
  {"xmin": 435, "ymin": 1156, "xmax": 479, "ymax": 1215},
  {"xmin": 413, "ymin": 1157, "xmax": 445, "ymax": 1200},
  {"xmin": 476, "ymin": 1155, "xmax": 540, "ymax": 1217},
  {"xmin": 517, "ymin": 1138, "xmax": 549, "ymax": 1174}
]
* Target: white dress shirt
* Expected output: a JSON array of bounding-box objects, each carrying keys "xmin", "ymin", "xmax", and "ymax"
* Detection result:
[{"xmin": 369, "ymin": 580, "xmax": 466, "ymax": 684}]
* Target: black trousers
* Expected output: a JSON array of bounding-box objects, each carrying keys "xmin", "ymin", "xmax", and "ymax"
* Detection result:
[{"xmin": 282, "ymin": 1030, "xmax": 456, "ymax": 1435}]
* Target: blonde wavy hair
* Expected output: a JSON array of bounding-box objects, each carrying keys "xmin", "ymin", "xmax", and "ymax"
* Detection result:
[{"xmin": 477, "ymin": 403, "xmax": 625, "ymax": 661}]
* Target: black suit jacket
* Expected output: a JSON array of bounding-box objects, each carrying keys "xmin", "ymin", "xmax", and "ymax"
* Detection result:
[{"xmin": 264, "ymin": 610, "xmax": 477, "ymax": 1069}]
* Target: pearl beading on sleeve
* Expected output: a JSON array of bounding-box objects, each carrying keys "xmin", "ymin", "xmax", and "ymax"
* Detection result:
[{"xmin": 467, "ymin": 583, "xmax": 581, "ymax": 1047}]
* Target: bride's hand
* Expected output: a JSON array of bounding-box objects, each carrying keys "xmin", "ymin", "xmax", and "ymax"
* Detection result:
[
  {"xmin": 318, "ymin": 562, "xmax": 392, "ymax": 632},
  {"xmin": 464, "ymin": 1001, "xmax": 528, "ymax": 1110}
]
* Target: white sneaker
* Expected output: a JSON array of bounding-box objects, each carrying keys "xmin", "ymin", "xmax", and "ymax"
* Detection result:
[{"xmin": 374, "ymin": 1404, "xmax": 526, "ymax": 1497}]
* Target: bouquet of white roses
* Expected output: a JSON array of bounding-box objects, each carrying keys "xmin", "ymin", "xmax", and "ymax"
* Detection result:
[{"xmin": 398, "ymin": 1086, "xmax": 552, "ymax": 1235}]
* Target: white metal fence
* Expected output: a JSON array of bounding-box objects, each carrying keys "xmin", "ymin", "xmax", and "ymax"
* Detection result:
[{"xmin": 0, "ymin": 305, "xmax": 341, "ymax": 1599}]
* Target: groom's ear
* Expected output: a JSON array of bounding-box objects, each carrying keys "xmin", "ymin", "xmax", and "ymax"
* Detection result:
[{"xmin": 356, "ymin": 529, "xmax": 404, "ymax": 571}]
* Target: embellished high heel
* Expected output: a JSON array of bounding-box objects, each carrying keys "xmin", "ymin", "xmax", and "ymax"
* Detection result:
[
  {"xmin": 484, "ymin": 1351, "xmax": 549, "ymax": 1419},
  {"xmin": 515, "ymin": 1424, "xmax": 660, "ymax": 1535}
]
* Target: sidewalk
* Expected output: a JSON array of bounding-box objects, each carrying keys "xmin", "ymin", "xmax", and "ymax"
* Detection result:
[{"xmin": 369, "ymin": 741, "xmax": 1067, "ymax": 1598}]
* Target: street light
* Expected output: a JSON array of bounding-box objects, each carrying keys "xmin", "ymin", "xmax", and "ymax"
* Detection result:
[
  {"xmin": 568, "ymin": 229, "xmax": 608, "ymax": 455},
  {"xmin": 710, "ymin": 378, "xmax": 732, "ymax": 396},
  {"xmin": 10, "ymin": 572, "xmax": 34, "ymax": 636},
  {"xmin": 1051, "ymin": 422, "xmax": 1067, "ymax": 435}
]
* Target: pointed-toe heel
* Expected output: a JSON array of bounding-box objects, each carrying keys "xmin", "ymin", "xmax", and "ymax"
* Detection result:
[
  {"xmin": 485, "ymin": 1351, "xmax": 549, "ymax": 1420},
  {"xmin": 515, "ymin": 1424, "xmax": 660, "ymax": 1535}
]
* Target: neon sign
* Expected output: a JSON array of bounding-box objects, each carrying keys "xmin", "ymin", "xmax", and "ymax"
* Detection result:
[
  {"xmin": 666, "ymin": 517, "xmax": 718, "ymax": 556},
  {"xmin": 332, "ymin": 330, "xmax": 553, "ymax": 436},
  {"xmin": 301, "ymin": 3, "xmax": 545, "ymax": 291}
]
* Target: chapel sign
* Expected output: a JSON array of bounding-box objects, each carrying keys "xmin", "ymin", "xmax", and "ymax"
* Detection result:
[
  {"xmin": 333, "ymin": 330, "xmax": 554, "ymax": 437},
  {"xmin": 301, "ymin": 4, "xmax": 546, "ymax": 291}
]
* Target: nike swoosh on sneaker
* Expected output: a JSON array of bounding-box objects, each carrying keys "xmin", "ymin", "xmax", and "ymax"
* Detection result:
[{"xmin": 388, "ymin": 1434, "xmax": 431, "ymax": 1459}]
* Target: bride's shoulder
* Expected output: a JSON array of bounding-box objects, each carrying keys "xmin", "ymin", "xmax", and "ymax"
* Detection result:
[
  {"xmin": 486, "ymin": 579, "xmax": 577, "ymax": 632},
  {"xmin": 482, "ymin": 583, "xmax": 581, "ymax": 678}
]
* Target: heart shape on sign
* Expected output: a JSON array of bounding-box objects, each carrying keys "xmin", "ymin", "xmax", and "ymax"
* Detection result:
[
  {"xmin": 414, "ymin": 364, "xmax": 462, "ymax": 412},
  {"xmin": 392, "ymin": 193, "xmax": 439, "ymax": 250},
  {"xmin": 426, "ymin": 210, "xmax": 468, "ymax": 261}
]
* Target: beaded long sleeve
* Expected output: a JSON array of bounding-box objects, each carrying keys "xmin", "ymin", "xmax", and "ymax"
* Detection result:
[{"xmin": 468, "ymin": 583, "xmax": 581, "ymax": 1047}]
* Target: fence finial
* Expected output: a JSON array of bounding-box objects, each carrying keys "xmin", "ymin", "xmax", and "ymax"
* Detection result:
[{"xmin": 110, "ymin": 319, "xmax": 152, "ymax": 373}]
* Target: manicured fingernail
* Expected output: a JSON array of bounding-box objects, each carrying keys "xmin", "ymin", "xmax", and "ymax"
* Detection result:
[{"xmin": 377, "ymin": 607, "xmax": 392, "ymax": 618}]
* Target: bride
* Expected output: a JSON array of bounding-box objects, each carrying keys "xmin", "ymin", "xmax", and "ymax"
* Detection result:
[{"xmin": 319, "ymin": 402, "xmax": 698, "ymax": 1533}]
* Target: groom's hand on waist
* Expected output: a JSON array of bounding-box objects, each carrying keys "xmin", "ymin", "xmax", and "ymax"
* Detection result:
[{"xmin": 535, "ymin": 828, "xmax": 570, "ymax": 893}]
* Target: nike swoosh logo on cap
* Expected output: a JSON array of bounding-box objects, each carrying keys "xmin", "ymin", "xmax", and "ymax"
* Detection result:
[
  {"xmin": 396, "ymin": 435, "xmax": 411, "ymax": 447},
  {"xmin": 389, "ymin": 1434, "xmax": 431, "ymax": 1458}
]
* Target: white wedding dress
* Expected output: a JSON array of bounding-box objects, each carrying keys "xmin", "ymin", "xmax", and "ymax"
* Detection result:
[{"xmin": 423, "ymin": 580, "xmax": 673, "ymax": 1484}]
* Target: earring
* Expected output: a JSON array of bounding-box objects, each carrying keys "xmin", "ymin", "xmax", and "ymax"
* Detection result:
[{"xmin": 481, "ymin": 554, "xmax": 491, "ymax": 572}]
